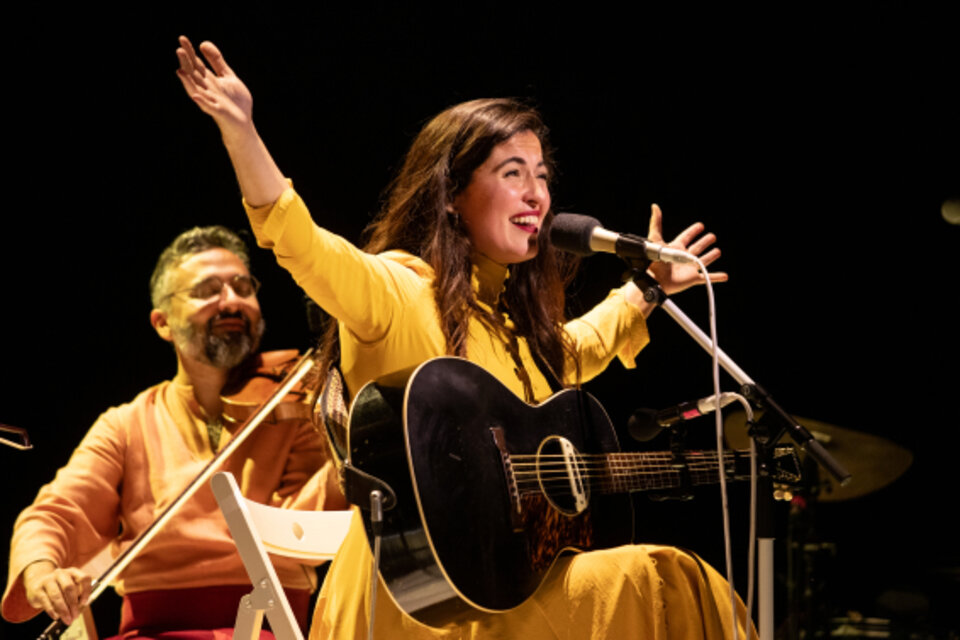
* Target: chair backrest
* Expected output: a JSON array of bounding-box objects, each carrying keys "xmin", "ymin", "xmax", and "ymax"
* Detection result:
[
  {"xmin": 211, "ymin": 471, "xmax": 353, "ymax": 640},
  {"xmin": 240, "ymin": 492, "xmax": 353, "ymax": 562}
]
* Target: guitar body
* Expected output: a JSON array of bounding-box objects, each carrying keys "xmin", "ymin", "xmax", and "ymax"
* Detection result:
[{"xmin": 348, "ymin": 357, "xmax": 633, "ymax": 625}]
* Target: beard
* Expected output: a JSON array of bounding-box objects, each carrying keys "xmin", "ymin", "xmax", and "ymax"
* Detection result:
[{"xmin": 170, "ymin": 310, "xmax": 266, "ymax": 369}]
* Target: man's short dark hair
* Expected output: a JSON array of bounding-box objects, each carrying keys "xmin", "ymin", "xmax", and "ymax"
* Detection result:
[{"xmin": 150, "ymin": 226, "xmax": 251, "ymax": 309}]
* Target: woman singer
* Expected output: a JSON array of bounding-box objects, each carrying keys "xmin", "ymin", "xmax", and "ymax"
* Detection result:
[{"xmin": 176, "ymin": 36, "xmax": 750, "ymax": 640}]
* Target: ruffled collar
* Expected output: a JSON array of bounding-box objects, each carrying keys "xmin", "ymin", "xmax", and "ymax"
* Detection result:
[{"xmin": 471, "ymin": 253, "xmax": 509, "ymax": 306}]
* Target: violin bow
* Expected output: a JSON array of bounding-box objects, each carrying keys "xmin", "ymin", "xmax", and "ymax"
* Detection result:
[
  {"xmin": 1, "ymin": 423, "xmax": 33, "ymax": 450},
  {"xmin": 38, "ymin": 348, "xmax": 319, "ymax": 640}
]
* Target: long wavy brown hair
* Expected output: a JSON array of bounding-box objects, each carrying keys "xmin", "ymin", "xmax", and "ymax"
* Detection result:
[{"xmin": 322, "ymin": 98, "xmax": 580, "ymax": 389}]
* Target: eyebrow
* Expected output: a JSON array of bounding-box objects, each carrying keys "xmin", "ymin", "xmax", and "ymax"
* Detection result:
[{"xmin": 493, "ymin": 156, "xmax": 547, "ymax": 171}]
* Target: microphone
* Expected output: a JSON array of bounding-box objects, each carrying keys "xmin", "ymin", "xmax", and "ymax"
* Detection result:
[
  {"xmin": 550, "ymin": 213, "xmax": 695, "ymax": 264},
  {"xmin": 628, "ymin": 393, "xmax": 740, "ymax": 442}
]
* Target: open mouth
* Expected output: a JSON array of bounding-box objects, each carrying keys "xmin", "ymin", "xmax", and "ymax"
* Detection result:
[{"xmin": 510, "ymin": 214, "xmax": 540, "ymax": 233}]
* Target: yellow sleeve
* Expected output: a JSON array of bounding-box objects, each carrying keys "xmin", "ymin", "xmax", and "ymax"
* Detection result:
[
  {"xmin": 563, "ymin": 285, "xmax": 650, "ymax": 384},
  {"xmin": 244, "ymin": 187, "xmax": 426, "ymax": 345}
]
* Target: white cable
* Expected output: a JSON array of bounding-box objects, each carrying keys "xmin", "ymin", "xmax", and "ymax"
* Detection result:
[
  {"xmin": 695, "ymin": 255, "xmax": 740, "ymax": 640},
  {"xmin": 728, "ymin": 393, "xmax": 757, "ymax": 636}
]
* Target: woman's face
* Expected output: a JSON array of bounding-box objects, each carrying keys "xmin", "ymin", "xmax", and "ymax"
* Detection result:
[{"xmin": 453, "ymin": 130, "xmax": 550, "ymax": 265}]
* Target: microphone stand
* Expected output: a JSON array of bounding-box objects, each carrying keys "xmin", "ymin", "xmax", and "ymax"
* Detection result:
[{"xmin": 626, "ymin": 262, "xmax": 850, "ymax": 640}]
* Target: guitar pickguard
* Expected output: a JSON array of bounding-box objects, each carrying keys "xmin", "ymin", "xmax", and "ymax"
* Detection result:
[{"xmin": 519, "ymin": 493, "xmax": 594, "ymax": 573}]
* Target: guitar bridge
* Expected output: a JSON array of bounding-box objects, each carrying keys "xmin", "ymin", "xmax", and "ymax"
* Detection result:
[{"xmin": 490, "ymin": 427, "xmax": 524, "ymax": 532}]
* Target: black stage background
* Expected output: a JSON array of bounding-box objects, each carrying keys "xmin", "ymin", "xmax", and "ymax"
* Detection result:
[{"xmin": 3, "ymin": 6, "xmax": 958, "ymax": 638}]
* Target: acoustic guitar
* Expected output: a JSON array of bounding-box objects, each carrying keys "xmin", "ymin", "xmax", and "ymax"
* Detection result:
[{"xmin": 346, "ymin": 356, "xmax": 799, "ymax": 626}]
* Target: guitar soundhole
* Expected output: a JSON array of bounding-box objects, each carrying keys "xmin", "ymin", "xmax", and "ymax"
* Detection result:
[{"xmin": 535, "ymin": 435, "xmax": 590, "ymax": 516}]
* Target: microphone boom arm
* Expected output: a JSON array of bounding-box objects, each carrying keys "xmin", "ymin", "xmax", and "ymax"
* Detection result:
[{"xmin": 629, "ymin": 266, "xmax": 850, "ymax": 484}]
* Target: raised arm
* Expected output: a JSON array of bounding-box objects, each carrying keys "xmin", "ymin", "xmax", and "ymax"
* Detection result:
[
  {"xmin": 175, "ymin": 37, "xmax": 418, "ymax": 348},
  {"xmin": 175, "ymin": 36, "xmax": 286, "ymax": 207}
]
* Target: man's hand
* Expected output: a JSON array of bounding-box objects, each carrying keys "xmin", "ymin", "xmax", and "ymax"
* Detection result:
[{"xmin": 22, "ymin": 560, "xmax": 92, "ymax": 625}]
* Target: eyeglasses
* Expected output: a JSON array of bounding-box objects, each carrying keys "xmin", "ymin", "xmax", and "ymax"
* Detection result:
[{"xmin": 163, "ymin": 274, "xmax": 261, "ymax": 301}]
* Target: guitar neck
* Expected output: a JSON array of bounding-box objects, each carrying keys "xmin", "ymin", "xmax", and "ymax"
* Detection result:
[{"xmin": 602, "ymin": 450, "xmax": 740, "ymax": 494}]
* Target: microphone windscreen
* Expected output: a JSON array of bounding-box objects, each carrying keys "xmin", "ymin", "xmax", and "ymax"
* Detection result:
[
  {"xmin": 549, "ymin": 213, "xmax": 601, "ymax": 256},
  {"xmin": 627, "ymin": 409, "xmax": 663, "ymax": 443}
]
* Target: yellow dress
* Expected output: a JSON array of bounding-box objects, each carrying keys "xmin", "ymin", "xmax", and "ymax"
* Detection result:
[{"xmin": 246, "ymin": 188, "xmax": 753, "ymax": 640}]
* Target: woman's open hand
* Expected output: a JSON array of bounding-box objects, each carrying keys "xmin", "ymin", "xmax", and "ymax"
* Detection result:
[
  {"xmin": 174, "ymin": 36, "xmax": 286, "ymax": 207},
  {"xmin": 645, "ymin": 203, "xmax": 728, "ymax": 295},
  {"xmin": 176, "ymin": 36, "xmax": 253, "ymax": 132}
]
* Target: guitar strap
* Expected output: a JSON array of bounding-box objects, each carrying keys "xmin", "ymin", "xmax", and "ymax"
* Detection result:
[
  {"xmin": 315, "ymin": 363, "xmax": 398, "ymax": 511},
  {"xmin": 502, "ymin": 332, "xmax": 537, "ymax": 402},
  {"xmin": 340, "ymin": 462, "xmax": 398, "ymax": 511},
  {"xmin": 503, "ymin": 331, "xmax": 564, "ymax": 401},
  {"xmin": 530, "ymin": 347, "xmax": 564, "ymax": 395}
]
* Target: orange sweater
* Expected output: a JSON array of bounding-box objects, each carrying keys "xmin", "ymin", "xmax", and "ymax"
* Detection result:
[{"xmin": 3, "ymin": 378, "xmax": 343, "ymax": 623}]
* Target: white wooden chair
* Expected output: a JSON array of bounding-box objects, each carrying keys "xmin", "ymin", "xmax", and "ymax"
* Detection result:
[{"xmin": 210, "ymin": 471, "xmax": 353, "ymax": 640}]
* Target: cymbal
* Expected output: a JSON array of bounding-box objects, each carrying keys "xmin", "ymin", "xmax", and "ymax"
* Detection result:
[{"xmin": 723, "ymin": 411, "xmax": 913, "ymax": 501}]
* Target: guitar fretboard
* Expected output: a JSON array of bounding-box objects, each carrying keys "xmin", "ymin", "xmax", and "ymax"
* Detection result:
[
  {"xmin": 602, "ymin": 451, "xmax": 736, "ymax": 493},
  {"xmin": 510, "ymin": 450, "xmax": 744, "ymax": 498}
]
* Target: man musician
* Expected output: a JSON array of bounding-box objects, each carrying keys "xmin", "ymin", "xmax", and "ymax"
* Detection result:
[{"xmin": 2, "ymin": 226, "xmax": 346, "ymax": 638}]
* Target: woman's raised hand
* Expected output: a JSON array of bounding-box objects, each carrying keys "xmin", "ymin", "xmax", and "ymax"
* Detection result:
[
  {"xmin": 176, "ymin": 36, "xmax": 253, "ymax": 133},
  {"xmin": 645, "ymin": 203, "xmax": 728, "ymax": 296},
  {"xmin": 174, "ymin": 36, "xmax": 286, "ymax": 207}
]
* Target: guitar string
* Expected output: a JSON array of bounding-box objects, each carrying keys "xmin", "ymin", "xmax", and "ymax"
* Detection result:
[
  {"xmin": 504, "ymin": 449, "xmax": 787, "ymax": 461},
  {"xmin": 508, "ymin": 456, "xmax": 737, "ymax": 466},
  {"xmin": 512, "ymin": 476, "xmax": 722, "ymax": 484},
  {"xmin": 509, "ymin": 458, "xmax": 735, "ymax": 469},
  {"xmin": 507, "ymin": 452, "xmax": 737, "ymax": 460},
  {"xmin": 512, "ymin": 466, "xmax": 725, "ymax": 483},
  {"xmin": 511, "ymin": 467, "xmax": 729, "ymax": 485},
  {"xmin": 510, "ymin": 470, "xmax": 711, "ymax": 477},
  {"xmin": 509, "ymin": 460, "xmax": 733, "ymax": 493},
  {"xmin": 512, "ymin": 471, "xmax": 722, "ymax": 481},
  {"xmin": 512, "ymin": 472, "xmax": 724, "ymax": 485},
  {"xmin": 510, "ymin": 473, "xmax": 727, "ymax": 485},
  {"xmin": 509, "ymin": 457, "xmax": 735, "ymax": 476},
  {"xmin": 499, "ymin": 454, "xmax": 739, "ymax": 493},
  {"xmin": 511, "ymin": 465, "xmax": 728, "ymax": 474},
  {"xmin": 509, "ymin": 462, "xmax": 734, "ymax": 467},
  {"xmin": 509, "ymin": 461, "xmax": 734, "ymax": 472},
  {"xmin": 467, "ymin": 449, "xmax": 755, "ymax": 497},
  {"xmin": 510, "ymin": 481, "xmax": 714, "ymax": 496},
  {"xmin": 510, "ymin": 462, "xmax": 730, "ymax": 473}
]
